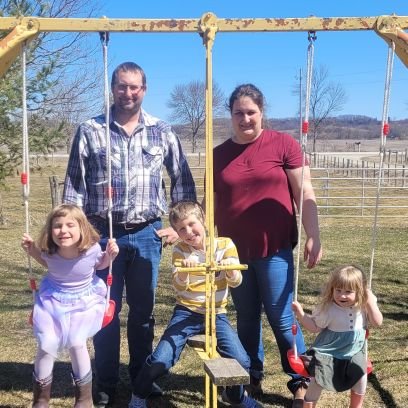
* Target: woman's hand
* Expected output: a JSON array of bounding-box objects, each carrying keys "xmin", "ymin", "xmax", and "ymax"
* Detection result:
[{"xmin": 304, "ymin": 235, "xmax": 322, "ymax": 269}]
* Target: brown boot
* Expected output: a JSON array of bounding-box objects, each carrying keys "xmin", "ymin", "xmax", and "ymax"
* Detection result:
[
  {"xmin": 73, "ymin": 370, "xmax": 93, "ymax": 408},
  {"xmin": 32, "ymin": 373, "xmax": 52, "ymax": 408}
]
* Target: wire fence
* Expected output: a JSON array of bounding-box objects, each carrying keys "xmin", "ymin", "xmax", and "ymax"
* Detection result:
[
  {"xmin": 185, "ymin": 151, "xmax": 408, "ymax": 219},
  {"xmin": 48, "ymin": 151, "xmax": 408, "ymax": 219}
]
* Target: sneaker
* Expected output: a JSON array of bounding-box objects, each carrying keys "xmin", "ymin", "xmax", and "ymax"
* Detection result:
[
  {"xmin": 244, "ymin": 375, "xmax": 263, "ymax": 400},
  {"xmin": 94, "ymin": 387, "xmax": 116, "ymax": 408},
  {"xmin": 149, "ymin": 381, "xmax": 163, "ymax": 397},
  {"xmin": 128, "ymin": 393, "xmax": 147, "ymax": 408},
  {"xmin": 221, "ymin": 389, "xmax": 263, "ymax": 408},
  {"xmin": 287, "ymin": 377, "xmax": 309, "ymax": 408}
]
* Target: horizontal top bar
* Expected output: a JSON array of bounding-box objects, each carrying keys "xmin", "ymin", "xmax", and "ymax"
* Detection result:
[{"xmin": 1, "ymin": 15, "xmax": 408, "ymax": 33}]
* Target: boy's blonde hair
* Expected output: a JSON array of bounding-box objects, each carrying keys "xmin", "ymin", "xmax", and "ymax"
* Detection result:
[
  {"xmin": 38, "ymin": 204, "xmax": 100, "ymax": 254},
  {"xmin": 321, "ymin": 265, "xmax": 368, "ymax": 308},
  {"xmin": 169, "ymin": 201, "xmax": 205, "ymax": 229}
]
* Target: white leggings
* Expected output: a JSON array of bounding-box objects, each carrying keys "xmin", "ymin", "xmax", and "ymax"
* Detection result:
[
  {"xmin": 34, "ymin": 344, "xmax": 91, "ymax": 381},
  {"xmin": 305, "ymin": 374, "xmax": 367, "ymax": 402}
]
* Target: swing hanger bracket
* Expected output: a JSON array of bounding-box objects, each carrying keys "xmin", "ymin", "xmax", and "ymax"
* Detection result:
[
  {"xmin": 0, "ymin": 18, "xmax": 39, "ymax": 77},
  {"xmin": 375, "ymin": 15, "xmax": 408, "ymax": 68},
  {"xmin": 99, "ymin": 30, "xmax": 110, "ymax": 46},
  {"xmin": 198, "ymin": 12, "xmax": 218, "ymax": 46},
  {"xmin": 308, "ymin": 30, "xmax": 317, "ymax": 42}
]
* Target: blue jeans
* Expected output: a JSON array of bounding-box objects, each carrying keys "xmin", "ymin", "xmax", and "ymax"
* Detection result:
[
  {"xmin": 230, "ymin": 248, "xmax": 306, "ymax": 387},
  {"xmin": 92, "ymin": 218, "xmax": 162, "ymax": 389},
  {"xmin": 133, "ymin": 305, "xmax": 250, "ymax": 403}
]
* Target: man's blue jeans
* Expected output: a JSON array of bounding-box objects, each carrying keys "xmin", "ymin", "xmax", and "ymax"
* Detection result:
[
  {"xmin": 133, "ymin": 305, "xmax": 250, "ymax": 403},
  {"xmin": 92, "ymin": 218, "xmax": 162, "ymax": 389},
  {"xmin": 230, "ymin": 248, "xmax": 306, "ymax": 387}
]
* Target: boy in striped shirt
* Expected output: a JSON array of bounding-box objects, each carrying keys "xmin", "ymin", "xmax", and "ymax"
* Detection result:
[{"xmin": 129, "ymin": 201, "xmax": 262, "ymax": 408}]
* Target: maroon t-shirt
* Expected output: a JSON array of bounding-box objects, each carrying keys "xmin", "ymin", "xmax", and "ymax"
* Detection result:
[{"xmin": 214, "ymin": 129, "xmax": 304, "ymax": 262}]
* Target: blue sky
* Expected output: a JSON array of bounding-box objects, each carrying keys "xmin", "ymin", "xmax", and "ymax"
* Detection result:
[{"xmin": 97, "ymin": 1, "xmax": 408, "ymax": 121}]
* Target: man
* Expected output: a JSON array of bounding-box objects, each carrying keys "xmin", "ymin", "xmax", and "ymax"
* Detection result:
[{"xmin": 63, "ymin": 62, "xmax": 196, "ymax": 407}]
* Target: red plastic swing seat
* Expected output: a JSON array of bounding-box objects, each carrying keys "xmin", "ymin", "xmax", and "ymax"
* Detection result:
[
  {"xmin": 102, "ymin": 299, "xmax": 116, "ymax": 328},
  {"xmin": 287, "ymin": 349, "xmax": 309, "ymax": 377}
]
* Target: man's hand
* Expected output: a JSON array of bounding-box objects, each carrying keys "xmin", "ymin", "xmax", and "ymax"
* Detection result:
[{"xmin": 155, "ymin": 226, "xmax": 179, "ymax": 247}]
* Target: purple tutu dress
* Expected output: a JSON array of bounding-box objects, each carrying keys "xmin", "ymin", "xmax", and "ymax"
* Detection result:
[{"xmin": 33, "ymin": 243, "xmax": 107, "ymax": 357}]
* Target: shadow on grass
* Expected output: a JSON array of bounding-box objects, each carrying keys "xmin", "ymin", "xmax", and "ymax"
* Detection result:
[
  {"xmin": 0, "ymin": 360, "xmax": 79, "ymax": 396},
  {"xmin": 0, "ymin": 360, "xmax": 297, "ymax": 407},
  {"xmin": 383, "ymin": 311, "xmax": 408, "ymax": 321},
  {"xmin": 0, "ymin": 361, "xmax": 210, "ymax": 407},
  {"xmin": 258, "ymin": 392, "xmax": 294, "ymax": 407},
  {"xmin": 368, "ymin": 371, "xmax": 398, "ymax": 408}
]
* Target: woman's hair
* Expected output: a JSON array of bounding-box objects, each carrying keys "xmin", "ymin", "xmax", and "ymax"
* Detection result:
[
  {"xmin": 38, "ymin": 204, "xmax": 100, "ymax": 254},
  {"xmin": 169, "ymin": 201, "xmax": 205, "ymax": 229},
  {"xmin": 321, "ymin": 265, "xmax": 368, "ymax": 308},
  {"xmin": 111, "ymin": 61, "xmax": 147, "ymax": 89},
  {"xmin": 227, "ymin": 83, "xmax": 265, "ymax": 113}
]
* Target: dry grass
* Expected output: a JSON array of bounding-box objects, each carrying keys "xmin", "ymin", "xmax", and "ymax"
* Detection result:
[{"xmin": 0, "ymin": 155, "xmax": 407, "ymax": 407}]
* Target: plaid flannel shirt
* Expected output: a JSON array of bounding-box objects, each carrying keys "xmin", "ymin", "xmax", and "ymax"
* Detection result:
[{"xmin": 62, "ymin": 108, "xmax": 196, "ymax": 224}]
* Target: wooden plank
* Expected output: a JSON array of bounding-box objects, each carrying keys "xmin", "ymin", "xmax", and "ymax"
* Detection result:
[
  {"xmin": 204, "ymin": 357, "xmax": 249, "ymax": 387},
  {"xmin": 187, "ymin": 334, "xmax": 206, "ymax": 349}
]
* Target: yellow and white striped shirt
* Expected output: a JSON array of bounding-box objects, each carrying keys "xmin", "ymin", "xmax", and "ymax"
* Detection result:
[{"xmin": 172, "ymin": 237, "xmax": 242, "ymax": 314}]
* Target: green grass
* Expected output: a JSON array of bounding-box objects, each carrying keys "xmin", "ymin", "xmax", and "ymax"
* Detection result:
[{"xmin": 0, "ymin": 157, "xmax": 407, "ymax": 407}]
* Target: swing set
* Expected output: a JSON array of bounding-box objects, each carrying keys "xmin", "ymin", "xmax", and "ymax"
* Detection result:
[{"xmin": 1, "ymin": 11, "xmax": 408, "ymax": 408}]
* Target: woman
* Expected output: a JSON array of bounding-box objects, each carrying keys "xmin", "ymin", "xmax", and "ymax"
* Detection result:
[{"xmin": 213, "ymin": 84, "xmax": 322, "ymax": 407}]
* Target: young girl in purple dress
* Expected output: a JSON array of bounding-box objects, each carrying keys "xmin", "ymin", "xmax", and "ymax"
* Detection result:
[{"xmin": 21, "ymin": 204, "xmax": 119, "ymax": 407}]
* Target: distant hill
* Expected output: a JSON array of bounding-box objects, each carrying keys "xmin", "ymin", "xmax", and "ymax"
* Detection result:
[
  {"xmin": 177, "ymin": 115, "xmax": 408, "ymax": 152},
  {"xmin": 267, "ymin": 115, "xmax": 408, "ymax": 141}
]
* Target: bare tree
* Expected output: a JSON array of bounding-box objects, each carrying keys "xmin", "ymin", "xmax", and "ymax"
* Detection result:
[
  {"xmin": 295, "ymin": 65, "xmax": 347, "ymax": 152},
  {"xmin": 167, "ymin": 81, "xmax": 226, "ymax": 153},
  {"xmin": 0, "ymin": 0, "xmax": 103, "ymax": 185}
]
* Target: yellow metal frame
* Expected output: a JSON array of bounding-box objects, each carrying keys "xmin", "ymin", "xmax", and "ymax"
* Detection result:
[
  {"xmin": 1, "ymin": 12, "xmax": 408, "ymax": 407},
  {"xmin": 1, "ymin": 13, "xmax": 408, "ymax": 77}
]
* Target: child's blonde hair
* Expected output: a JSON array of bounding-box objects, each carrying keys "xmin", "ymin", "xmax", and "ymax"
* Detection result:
[
  {"xmin": 169, "ymin": 201, "xmax": 205, "ymax": 229},
  {"xmin": 38, "ymin": 204, "xmax": 100, "ymax": 254},
  {"xmin": 321, "ymin": 265, "xmax": 368, "ymax": 308}
]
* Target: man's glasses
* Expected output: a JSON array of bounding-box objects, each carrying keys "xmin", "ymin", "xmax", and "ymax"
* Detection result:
[{"xmin": 115, "ymin": 84, "xmax": 145, "ymax": 94}]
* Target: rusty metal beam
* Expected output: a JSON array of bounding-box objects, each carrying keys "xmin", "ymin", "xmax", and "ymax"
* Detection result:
[
  {"xmin": 1, "ymin": 14, "xmax": 408, "ymax": 77},
  {"xmin": 0, "ymin": 15, "xmax": 408, "ymax": 33}
]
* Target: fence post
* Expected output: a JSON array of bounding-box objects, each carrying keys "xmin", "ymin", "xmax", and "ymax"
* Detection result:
[
  {"xmin": 49, "ymin": 176, "xmax": 61, "ymax": 208},
  {"xmin": 325, "ymin": 169, "xmax": 330, "ymax": 215},
  {"xmin": 361, "ymin": 166, "xmax": 365, "ymax": 217}
]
